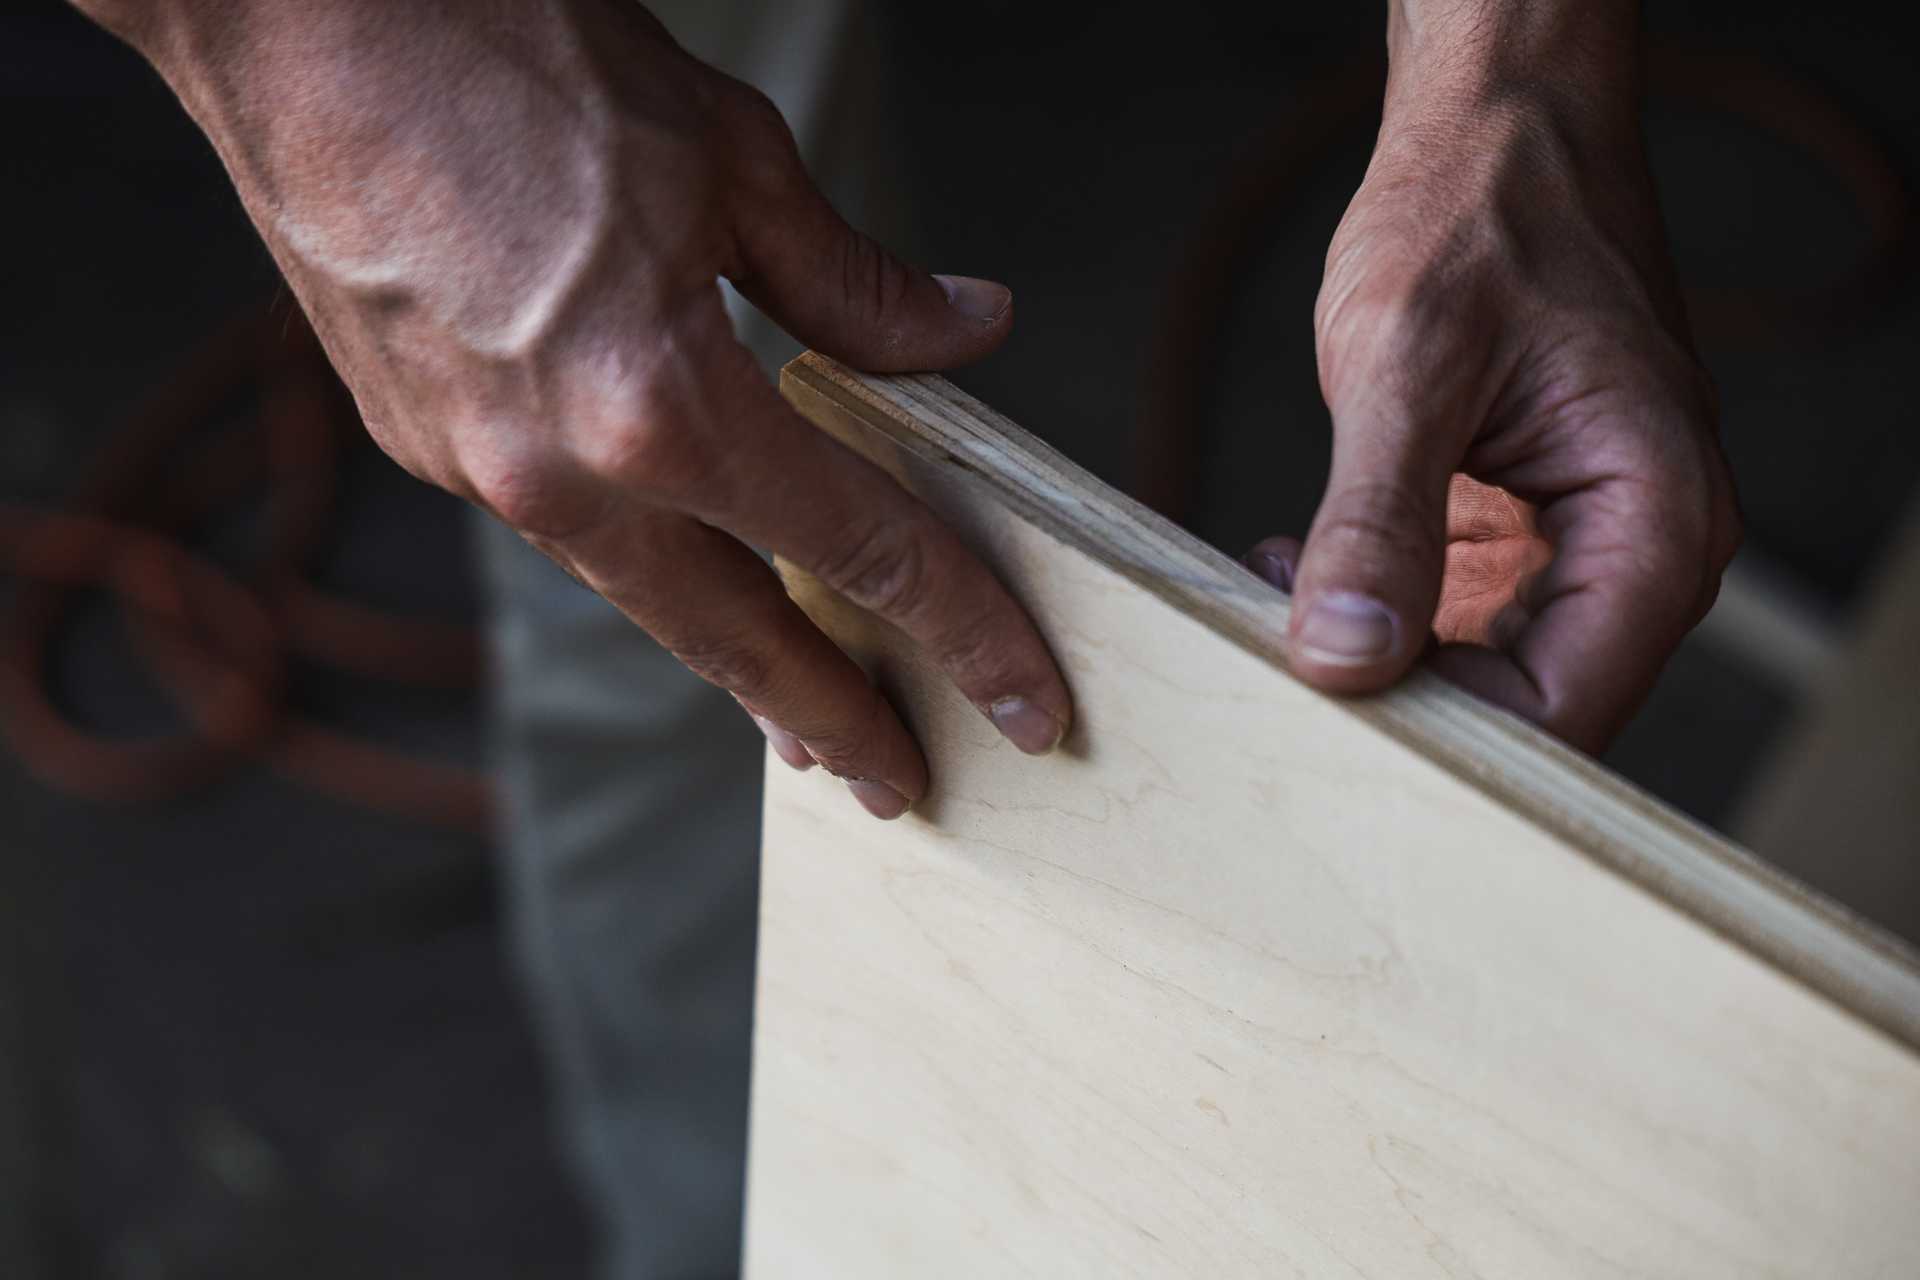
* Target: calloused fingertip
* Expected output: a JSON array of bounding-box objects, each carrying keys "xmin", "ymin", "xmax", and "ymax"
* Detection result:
[
  {"xmin": 932, "ymin": 274, "xmax": 1013, "ymax": 326},
  {"xmin": 1280, "ymin": 590, "xmax": 1424, "ymax": 696},
  {"xmin": 1291, "ymin": 590, "xmax": 1398, "ymax": 666},
  {"xmin": 988, "ymin": 695, "xmax": 1066, "ymax": 755},
  {"xmin": 846, "ymin": 777, "xmax": 911, "ymax": 820}
]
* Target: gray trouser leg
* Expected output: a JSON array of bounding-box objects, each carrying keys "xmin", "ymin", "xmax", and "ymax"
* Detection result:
[
  {"xmin": 482, "ymin": 520, "xmax": 763, "ymax": 1279},
  {"xmin": 479, "ymin": 4, "xmax": 857, "ymax": 1276}
]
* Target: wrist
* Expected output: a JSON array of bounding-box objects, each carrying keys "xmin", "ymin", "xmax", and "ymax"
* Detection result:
[{"xmin": 1384, "ymin": 0, "xmax": 1641, "ymax": 146}]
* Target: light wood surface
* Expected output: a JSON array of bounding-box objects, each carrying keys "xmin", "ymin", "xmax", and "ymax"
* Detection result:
[{"xmin": 744, "ymin": 353, "xmax": 1920, "ymax": 1278}]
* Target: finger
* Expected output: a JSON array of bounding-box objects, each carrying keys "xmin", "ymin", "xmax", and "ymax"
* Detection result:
[
  {"xmin": 1432, "ymin": 476, "xmax": 1549, "ymax": 646},
  {"xmin": 720, "ymin": 96, "xmax": 1013, "ymax": 372},
  {"xmin": 680, "ymin": 339, "xmax": 1072, "ymax": 754},
  {"xmin": 554, "ymin": 505, "xmax": 929, "ymax": 820},
  {"xmin": 1427, "ymin": 477, "xmax": 1723, "ymax": 753},
  {"xmin": 743, "ymin": 705, "xmax": 816, "ymax": 773},
  {"xmin": 1243, "ymin": 535, "xmax": 1302, "ymax": 594},
  {"xmin": 1287, "ymin": 404, "xmax": 1455, "ymax": 694}
]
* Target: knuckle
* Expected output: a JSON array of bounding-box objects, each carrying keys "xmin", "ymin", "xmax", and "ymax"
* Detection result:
[
  {"xmin": 1314, "ymin": 275, "xmax": 1458, "ymax": 403},
  {"xmin": 1314, "ymin": 480, "xmax": 1444, "ymax": 566},
  {"xmin": 722, "ymin": 81, "xmax": 790, "ymax": 144},
  {"xmin": 716, "ymin": 80, "xmax": 806, "ymax": 193},
  {"xmin": 795, "ymin": 725, "xmax": 869, "ymax": 777},
  {"xmin": 837, "ymin": 232, "xmax": 914, "ymax": 337},
  {"xmin": 815, "ymin": 520, "xmax": 934, "ymax": 621},
  {"xmin": 931, "ymin": 609, "xmax": 1014, "ymax": 690},
  {"xmin": 1317, "ymin": 300, "xmax": 1400, "ymax": 403},
  {"xmin": 1691, "ymin": 572, "xmax": 1726, "ymax": 625},
  {"xmin": 458, "ymin": 434, "xmax": 591, "ymax": 539},
  {"xmin": 1710, "ymin": 492, "xmax": 1744, "ymax": 572},
  {"xmin": 575, "ymin": 373, "xmax": 711, "ymax": 500},
  {"xmin": 1655, "ymin": 435, "xmax": 1742, "ymax": 613},
  {"xmin": 793, "ymin": 694, "xmax": 893, "ymax": 778},
  {"xmin": 1705, "ymin": 457, "xmax": 1744, "ymax": 572},
  {"xmin": 1689, "ymin": 497, "xmax": 1743, "ymax": 624},
  {"xmin": 673, "ymin": 633, "xmax": 775, "ymax": 700}
]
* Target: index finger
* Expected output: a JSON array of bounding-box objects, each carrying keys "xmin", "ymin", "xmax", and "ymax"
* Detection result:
[{"xmin": 686, "ymin": 339, "xmax": 1073, "ymax": 756}]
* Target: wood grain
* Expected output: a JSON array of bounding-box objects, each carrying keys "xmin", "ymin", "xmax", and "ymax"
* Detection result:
[{"xmin": 744, "ymin": 353, "xmax": 1920, "ymax": 1278}]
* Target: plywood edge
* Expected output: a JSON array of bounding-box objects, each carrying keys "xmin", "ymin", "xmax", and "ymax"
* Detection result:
[{"xmin": 780, "ymin": 350, "xmax": 1920, "ymax": 1054}]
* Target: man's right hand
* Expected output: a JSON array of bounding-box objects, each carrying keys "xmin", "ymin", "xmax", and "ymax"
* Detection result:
[{"xmin": 80, "ymin": 0, "xmax": 1072, "ymax": 819}]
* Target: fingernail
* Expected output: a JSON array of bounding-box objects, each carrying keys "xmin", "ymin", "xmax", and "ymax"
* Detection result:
[
  {"xmin": 751, "ymin": 714, "xmax": 814, "ymax": 772},
  {"xmin": 933, "ymin": 274, "xmax": 1012, "ymax": 324},
  {"xmin": 989, "ymin": 696, "xmax": 1064, "ymax": 755},
  {"xmin": 1246, "ymin": 550, "xmax": 1294, "ymax": 594},
  {"xmin": 1294, "ymin": 592, "xmax": 1397, "ymax": 666},
  {"xmin": 846, "ymin": 778, "xmax": 910, "ymax": 820}
]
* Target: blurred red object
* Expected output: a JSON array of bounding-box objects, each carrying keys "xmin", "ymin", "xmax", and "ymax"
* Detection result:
[{"xmin": 0, "ymin": 303, "xmax": 493, "ymax": 834}]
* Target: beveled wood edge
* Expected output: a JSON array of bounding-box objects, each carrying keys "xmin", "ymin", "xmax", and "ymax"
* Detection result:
[{"xmin": 781, "ymin": 351, "xmax": 1920, "ymax": 1055}]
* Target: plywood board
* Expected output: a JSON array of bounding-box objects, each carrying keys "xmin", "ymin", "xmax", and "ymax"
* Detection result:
[{"xmin": 744, "ymin": 353, "xmax": 1920, "ymax": 1278}]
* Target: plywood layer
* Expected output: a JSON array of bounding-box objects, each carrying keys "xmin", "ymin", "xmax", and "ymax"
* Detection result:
[{"xmin": 744, "ymin": 353, "xmax": 1920, "ymax": 1278}]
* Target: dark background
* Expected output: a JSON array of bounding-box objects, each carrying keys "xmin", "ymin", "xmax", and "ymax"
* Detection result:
[{"xmin": 3, "ymin": 1, "xmax": 1915, "ymax": 1275}]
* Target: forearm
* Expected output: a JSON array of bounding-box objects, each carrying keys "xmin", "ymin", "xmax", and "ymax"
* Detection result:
[
  {"xmin": 60, "ymin": 1, "xmax": 683, "ymax": 382},
  {"xmin": 62, "ymin": 1, "xmax": 622, "ymax": 174}
]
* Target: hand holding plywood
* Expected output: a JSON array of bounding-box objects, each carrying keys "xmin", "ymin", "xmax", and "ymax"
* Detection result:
[{"xmin": 745, "ymin": 353, "xmax": 1920, "ymax": 1278}]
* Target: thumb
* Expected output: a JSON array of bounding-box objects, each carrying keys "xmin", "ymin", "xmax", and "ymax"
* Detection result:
[
  {"xmin": 726, "ymin": 164, "xmax": 1012, "ymax": 373},
  {"xmin": 1288, "ymin": 408, "xmax": 1454, "ymax": 694}
]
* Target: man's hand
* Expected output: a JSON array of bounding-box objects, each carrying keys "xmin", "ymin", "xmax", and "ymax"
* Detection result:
[
  {"xmin": 83, "ymin": 0, "xmax": 1072, "ymax": 818},
  {"xmin": 1247, "ymin": 0, "xmax": 1740, "ymax": 752}
]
